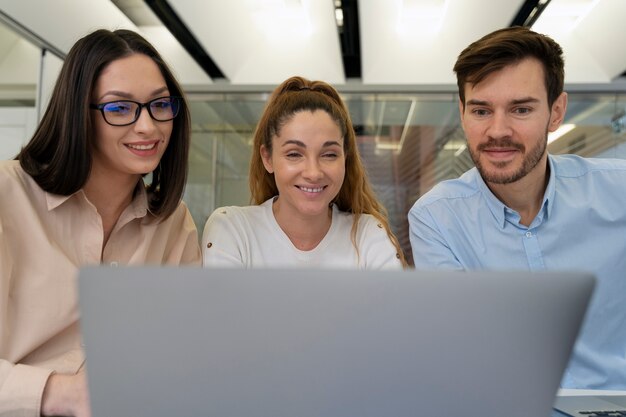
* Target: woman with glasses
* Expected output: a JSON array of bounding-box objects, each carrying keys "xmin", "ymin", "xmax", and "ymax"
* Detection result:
[
  {"xmin": 202, "ymin": 76, "xmax": 406, "ymax": 269},
  {"xmin": 0, "ymin": 29, "xmax": 200, "ymax": 417}
]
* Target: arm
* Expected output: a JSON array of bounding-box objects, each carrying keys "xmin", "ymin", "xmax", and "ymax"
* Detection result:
[
  {"xmin": 408, "ymin": 206, "xmax": 464, "ymax": 270},
  {"xmin": 202, "ymin": 208, "xmax": 247, "ymax": 268},
  {"xmin": 40, "ymin": 371, "xmax": 90, "ymax": 417},
  {"xmin": 0, "ymin": 222, "xmax": 90, "ymax": 417}
]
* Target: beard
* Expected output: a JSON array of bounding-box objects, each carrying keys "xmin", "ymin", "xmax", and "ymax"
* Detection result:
[{"xmin": 469, "ymin": 131, "xmax": 547, "ymax": 185}]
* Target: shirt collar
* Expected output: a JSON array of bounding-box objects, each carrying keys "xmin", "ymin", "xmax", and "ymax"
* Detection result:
[
  {"xmin": 473, "ymin": 169, "xmax": 508, "ymax": 229},
  {"xmin": 474, "ymin": 155, "xmax": 556, "ymax": 229},
  {"xmin": 45, "ymin": 180, "xmax": 149, "ymax": 219},
  {"xmin": 543, "ymin": 155, "xmax": 556, "ymax": 220}
]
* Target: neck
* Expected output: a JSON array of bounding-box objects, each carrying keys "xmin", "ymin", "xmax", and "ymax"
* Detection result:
[
  {"xmin": 272, "ymin": 199, "xmax": 332, "ymax": 251},
  {"xmin": 487, "ymin": 156, "xmax": 549, "ymax": 227},
  {"xmin": 83, "ymin": 168, "xmax": 141, "ymax": 248}
]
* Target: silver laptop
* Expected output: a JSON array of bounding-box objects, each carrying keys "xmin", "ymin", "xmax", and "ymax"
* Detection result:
[
  {"xmin": 78, "ymin": 267, "xmax": 594, "ymax": 417},
  {"xmin": 554, "ymin": 395, "xmax": 626, "ymax": 416}
]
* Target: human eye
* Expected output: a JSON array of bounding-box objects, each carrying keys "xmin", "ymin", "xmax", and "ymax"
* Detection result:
[
  {"xmin": 285, "ymin": 150, "xmax": 302, "ymax": 159},
  {"xmin": 322, "ymin": 151, "xmax": 339, "ymax": 159},
  {"xmin": 151, "ymin": 97, "xmax": 172, "ymax": 110},
  {"xmin": 103, "ymin": 101, "xmax": 134, "ymax": 115},
  {"xmin": 470, "ymin": 108, "xmax": 490, "ymax": 117},
  {"xmin": 512, "ymin": 107, "xmax": 532, "ymax": 115}
]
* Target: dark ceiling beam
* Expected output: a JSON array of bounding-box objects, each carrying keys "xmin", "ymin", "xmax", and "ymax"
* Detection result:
[
  {"xmin": 510, "ymin": 0, "xmax": 551, "ymax": 27},
  {"xmin": 338, "ymin": 0, "xmax": 362, "ymax": 79},
  {"xmin": 144, "ymin": 0, "xmax": 226, "ymax": 80}
]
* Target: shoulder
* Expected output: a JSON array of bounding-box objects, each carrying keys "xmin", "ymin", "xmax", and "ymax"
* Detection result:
[
  {"xmin": 551, "ymin": 154, "xmax": 626, "ymax": 177},
  {"xmin": 350, "ymin": 213, "xmax": 392, "ymax": 243},
  {"xmin": 410, "ymin": 168, "xmax": 482, "ymax": 212},
  {"xmin": 354, "ymin": 212, "xmax": 385, "ymax": 233},
  {"xmin": 203, "ymin": 203, "xmax": 269, "ymax": 238},
  {"xmin": 206, "ymin": 203, "xmax": 267, "ymax": 225},
  {"xmin": 167, "ymin": 199, "xmax": 194, "ymax": 222},
  {"xmin": 0, "ymin": 160, "xmax": 27, "ymax": 186},
  {"xmin": 350, "ymin": 213, "xmax": 404, "ymax": 269},
  {"xmin": 0, "ymin": 160, "xmax": 43, "ymax": 201},
  {"xmin": 551, "ymin": 154, "xmax": 626, "ymax": 191}
]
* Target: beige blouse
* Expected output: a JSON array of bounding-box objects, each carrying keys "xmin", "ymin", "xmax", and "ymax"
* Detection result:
[{"xmin": 0, "ymin": 160, "xmax": 201, "ymax": 416}]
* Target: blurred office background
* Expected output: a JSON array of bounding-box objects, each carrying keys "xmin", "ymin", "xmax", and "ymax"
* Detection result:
[{"xmin": 1, "ymin": 0, "xmax": 625, "ymax": 265}]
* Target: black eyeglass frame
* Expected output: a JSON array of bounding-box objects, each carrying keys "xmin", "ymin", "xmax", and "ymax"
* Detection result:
[{"xmin": 90, "ymin": 96, "xmax": 182, "ymax": 126}]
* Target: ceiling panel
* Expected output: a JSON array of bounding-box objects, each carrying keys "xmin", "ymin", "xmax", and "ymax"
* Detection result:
[
  {"xmin": 0, "ymin": 0, "xmax": 211, "ymax": 86},
  {"xmin": 533, "ymin": 0, "xmax": 626, "ymax": 83},
  {"xmin": 359, "ymin": 0, "xmax": 524, "ymax": 84},
  {"xmin": 0, "ymin": 0, "xmax": 626, "ymax": 88},
  {"xmin": 167, "ymin": 0, "xmax": 345, "ymax": 84}
]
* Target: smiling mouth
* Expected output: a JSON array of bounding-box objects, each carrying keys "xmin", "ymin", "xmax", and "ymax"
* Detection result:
[
  {"xmin": 126, "ymin": 143, "xmax": 157, "ymax": 150},
  {"xmin": 484, "ymin": 148, "xmax": 518, "ymax": 154},
  {"xmin": 297, "ymin": 185, "xmax": 325, "ymax": 193}
]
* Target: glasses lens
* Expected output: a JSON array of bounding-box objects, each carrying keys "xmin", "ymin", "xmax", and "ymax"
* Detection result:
[
  {"xmin": 149, "ymin": 97, "xmax": 180, "ymax": 121},
  {"xmin": 102, "ymin": 101, "xmax": 138, "ymax": 125}
]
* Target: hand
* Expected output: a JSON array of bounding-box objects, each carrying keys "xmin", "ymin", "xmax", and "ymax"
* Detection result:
[{"xmin": 41, "ymin": 370, "xmax": 91, "ymax": 417}]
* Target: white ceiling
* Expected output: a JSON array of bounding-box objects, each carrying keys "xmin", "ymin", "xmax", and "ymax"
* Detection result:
[{"xmin": 0, "ymin": 0, "xmax": 625, "ymax": 91}]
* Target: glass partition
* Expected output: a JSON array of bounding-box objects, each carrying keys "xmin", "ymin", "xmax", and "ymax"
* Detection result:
[{"xmin": 185, "ymin": 91, "xmax": 626, "ymax": 265}]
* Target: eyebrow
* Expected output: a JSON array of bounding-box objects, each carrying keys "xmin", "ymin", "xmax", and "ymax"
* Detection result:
[
  {"xmin": 466, "ymin": 97, "xmax": 540, "ymax": 107},
  {"xmin": 98, "ymin": 86, "xmax": 169, "ymax": 102},
  {"xmin": 281, "ymin": 139, "xmax": 342, "ymax": 148}
]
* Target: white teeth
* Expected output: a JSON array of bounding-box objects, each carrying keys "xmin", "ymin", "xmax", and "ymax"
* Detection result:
[
  {"xmin": 300, "ymin": 186, "xmax": 324, "ymax": 193},
  {"xmin": 127, "ymin": 143, "xmax": 156, "ymax": 150}
]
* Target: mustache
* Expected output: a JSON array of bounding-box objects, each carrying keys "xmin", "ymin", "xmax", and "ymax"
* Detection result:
[{"xmin": 476, "ymin": 138, "xmax": 525, "ymax": 152}]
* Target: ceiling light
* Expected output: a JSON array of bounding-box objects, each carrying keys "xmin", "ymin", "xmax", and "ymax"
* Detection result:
[
  {"xmin": 249, "ymin": 0, "xmax": 312, "ymax": 40},
  {"xmin": 376, "ymin": 142, "xmax": 401, "ymax": 151},
  {"xmin": 335, "ymin": 7, "xmax": 344, "ymax": 27},
  {"xmin": 533, "ymin": 0, "xmax": 600, "ymax": 33},
  {"xmin": 396, "ymin": 0, "xmax": 449, "ymax": 37}
]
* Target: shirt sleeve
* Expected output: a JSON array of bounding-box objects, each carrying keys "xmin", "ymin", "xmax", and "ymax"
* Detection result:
[
  {"xmin": 408, "ymin": 205, "xmax": 464, "ymax": 270},
  {"xmin": 0, "ymin": 362, "xmax": 53, "ymax": 417},
  {"xmin": 163, "ymin": 202, "xmax": 202, "ymax": 266},
  {"xmin": 0, "ymin": 220, "xmax": 53, "ymax": 417},
  {"xmin": 357, "ymin": 216, "xmax": 404, "ymax": 270},
  {"xmin": 202, "ymin": 208, "xmax": 246, "ymax": 268}
]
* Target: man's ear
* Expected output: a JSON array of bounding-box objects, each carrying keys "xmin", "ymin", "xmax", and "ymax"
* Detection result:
[
  {"xmin": 458, "ymin": 98, "xmax": 465, "ymax": 123},
  {"xmin": 458, "ymin": 98, "xmax": 467, "ymax": 131},
  {"xmin": 260, "ymin": 145, "xmax": 274, "ymax": 174},
  {"xmin": 548, "ymin": 92, "xmax": 568, "ymax": 133}
]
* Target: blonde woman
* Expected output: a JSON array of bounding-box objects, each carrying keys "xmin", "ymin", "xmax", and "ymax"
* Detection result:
[{"xmin": 202, "ymin": 76, "xmax": 405, "ymax": 269}]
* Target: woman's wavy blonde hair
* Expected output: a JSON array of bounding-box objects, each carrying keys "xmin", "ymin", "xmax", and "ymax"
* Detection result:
[{"xmin": 249, "ymin": 76, "xmax": 407, "ymax": 267}]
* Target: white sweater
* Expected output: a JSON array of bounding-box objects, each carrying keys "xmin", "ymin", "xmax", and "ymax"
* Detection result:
[{"xmin": 202, "ymin": 198, "xmax": 403, "ymax": 269}]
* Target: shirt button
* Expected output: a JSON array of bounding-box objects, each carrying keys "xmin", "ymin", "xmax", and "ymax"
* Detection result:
[{"xmin": 525, "ymin": 232, "xmax": 532, "ymax": 238}]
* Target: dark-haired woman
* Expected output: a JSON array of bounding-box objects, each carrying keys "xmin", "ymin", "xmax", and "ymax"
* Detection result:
[{"xmin": 0, "ymin": 29, "xmax": 200, "ymax": 416}]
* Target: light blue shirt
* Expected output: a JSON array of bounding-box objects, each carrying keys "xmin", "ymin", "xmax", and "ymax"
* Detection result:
[{"xmin": 408, "ymin": 154, "xmax": 626, "ymax": 389}]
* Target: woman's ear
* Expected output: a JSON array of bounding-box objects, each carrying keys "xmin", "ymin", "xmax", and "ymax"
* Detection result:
[{"xmin": 260, "ymin": 145, "xmax": 274, "ymax": 174}]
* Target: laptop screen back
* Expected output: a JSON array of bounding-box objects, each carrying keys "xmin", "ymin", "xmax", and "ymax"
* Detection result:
[{"xmin": 78, "ymin": 267, "xmax": 594, "ymax": 417}]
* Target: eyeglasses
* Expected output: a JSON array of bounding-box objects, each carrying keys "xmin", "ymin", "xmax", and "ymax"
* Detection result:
[{"xmin": 90, "ymin": 96, "xmax": 182, "ymax": 126}]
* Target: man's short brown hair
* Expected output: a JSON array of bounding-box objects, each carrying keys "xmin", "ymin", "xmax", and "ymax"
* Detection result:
[{"xmin": 454, "ymin": 26, "xmax": 564, "ymax": 107}]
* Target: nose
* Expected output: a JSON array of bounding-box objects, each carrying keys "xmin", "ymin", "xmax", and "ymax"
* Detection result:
[
  {"xmin": 133, "ymin": 106, "xmax": 157, "ymax": 133},
  {"xmin": 486, "ymin": 110, "xmax": 513, "ymax": 139},
  {"xmin": 302, "ymin": 158, "xmax": 323, "ymax": 181}
]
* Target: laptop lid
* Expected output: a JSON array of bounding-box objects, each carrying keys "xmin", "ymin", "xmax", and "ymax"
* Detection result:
[{"xmin": 78, "ymin": 267, "xmax": 594, "ymax": 417}]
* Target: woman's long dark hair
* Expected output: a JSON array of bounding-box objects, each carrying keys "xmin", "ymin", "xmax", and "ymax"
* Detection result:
[{"xmin": 17, "ymin": 29, "xmax": 191, "ymax": 219}]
